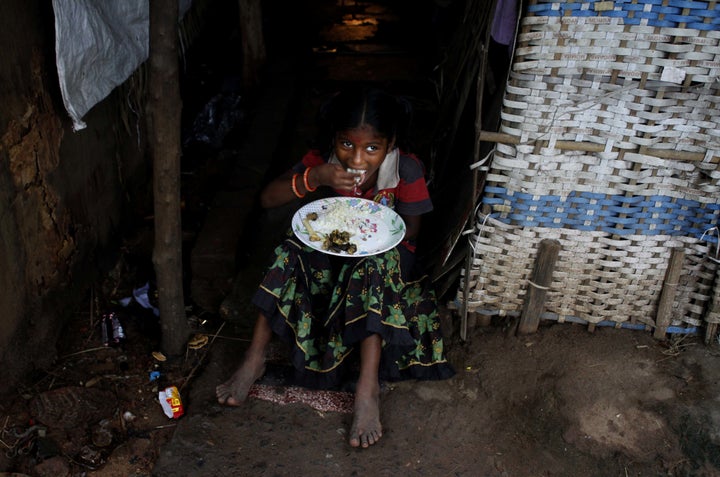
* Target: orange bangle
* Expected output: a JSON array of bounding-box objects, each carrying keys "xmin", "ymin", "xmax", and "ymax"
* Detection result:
[
  {"xmin": 303, "ymin": 167, "xmax": 317, "ymax": 192},
  {"xmin": 291, "ymin": 173, "xmax": 305, "ymax": 198}
]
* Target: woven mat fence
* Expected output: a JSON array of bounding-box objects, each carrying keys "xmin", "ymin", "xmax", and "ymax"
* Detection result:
[{"xmin": 457, "ymin": 0, "xmax": 720, "ymax": 338}]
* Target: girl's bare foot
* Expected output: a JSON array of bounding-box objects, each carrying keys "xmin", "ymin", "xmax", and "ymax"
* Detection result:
[
  {"xmin": 216, "ymin": 353, "xmax": 266, "ymax": 406},
  {"xmin": 349, "ymin": 381, "xmax": 381, "ymax": 448}
]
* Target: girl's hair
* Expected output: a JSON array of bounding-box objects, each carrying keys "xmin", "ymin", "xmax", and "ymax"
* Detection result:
[{"xmin": 314, "ymin": 85, "xmax": 413, "ymax": 153}]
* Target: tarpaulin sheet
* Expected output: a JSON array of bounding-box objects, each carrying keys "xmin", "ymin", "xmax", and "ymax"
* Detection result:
[{"xmin": 52, "ymin": 0, "xmax": 191, "ymax": 131}]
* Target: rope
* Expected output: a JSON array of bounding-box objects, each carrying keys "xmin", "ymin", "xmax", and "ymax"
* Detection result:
[{"xmin": 527, "ymin": 279, "xmax": 550, "ymax": 291}]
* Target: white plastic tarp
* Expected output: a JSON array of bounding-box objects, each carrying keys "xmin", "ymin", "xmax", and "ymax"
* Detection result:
[{"xmin": 52, "ymin": 0, "xmax": 191, "ymax": 131}]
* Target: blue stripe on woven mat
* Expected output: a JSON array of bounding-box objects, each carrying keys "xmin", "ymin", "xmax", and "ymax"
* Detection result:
[
  {"xmin": 524, "ymin": 0, "xmax": 718, "ymax": 30},
  {"xmin": 650, "ymin": 6, "xmax": 682, "ymax": 14},
  {"xmin": 695, "ymin": 9, "xmax": 720, "ymax": 18},
  {"xmin": 664, "ymin": 14, "xmax": 703, "ymax": 23},
  {"xmin": 667, "ymin": 0, "xmax": 712, "ymax": 9},
  {"xmin": 689, "ymin": 22, "xmax": 719, "ymax": 30},
  {"xmin": 482, "ymin": 187, "xmax": 720, "ymax": 239}
]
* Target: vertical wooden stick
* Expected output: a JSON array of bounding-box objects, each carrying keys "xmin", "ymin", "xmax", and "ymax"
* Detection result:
[
  {"xmin": 653, "ymin": 248, "xmax": 685, "ymax": 340},
  {"xmin": 460, "ymin": 166, "xmax": 480, "ymax": 342},
  {"xmin": 703, "ymin": 262, "xmax": 720, "ymax": 345},
  {"xmin": 517, "ymin": 239, "xmax": 561, "ymax": 335}
]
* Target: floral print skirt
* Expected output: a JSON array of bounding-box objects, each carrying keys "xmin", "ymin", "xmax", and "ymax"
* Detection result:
[{"xmin": 252, "ymin": 237, "xmax": 455, "ymax": 389}]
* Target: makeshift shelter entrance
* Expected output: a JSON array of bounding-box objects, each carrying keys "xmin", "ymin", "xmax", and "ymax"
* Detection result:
[{"xmin": 456, "ymin": 0, "xmax": 720, "ymax": 342}]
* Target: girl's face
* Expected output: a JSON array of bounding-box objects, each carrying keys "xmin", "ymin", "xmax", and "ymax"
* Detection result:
[{"xmin": 333, "ymin": 125, "xmax": 394, "ymax": 184}]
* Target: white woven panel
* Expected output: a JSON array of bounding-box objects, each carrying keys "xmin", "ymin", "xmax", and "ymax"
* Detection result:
[
  {"xmin": 459, "ymin": 216, "xmax": 716, "ymax": 328},
  {"xmin": 458, "ymin": 1, "xmax": 720, "ymax": 332}
]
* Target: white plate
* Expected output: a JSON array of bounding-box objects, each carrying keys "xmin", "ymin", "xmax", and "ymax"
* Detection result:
[{"xmin": 291, "ymin": 197, "xmax": 406, "ymax": 257}]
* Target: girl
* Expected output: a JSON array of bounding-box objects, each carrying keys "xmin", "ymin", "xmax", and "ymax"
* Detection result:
[{"xmin": 216, "ymin": 86, "xmax": 455, "ymax": 449}]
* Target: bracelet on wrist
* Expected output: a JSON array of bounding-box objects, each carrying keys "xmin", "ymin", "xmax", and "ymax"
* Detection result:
[
  {"xmin": 291, "ymin": 173, "xmax": 305, "ymax": 198},
  {"xmin": 303, "ymin": 167, "xmax": 317, "ymax": 192}
]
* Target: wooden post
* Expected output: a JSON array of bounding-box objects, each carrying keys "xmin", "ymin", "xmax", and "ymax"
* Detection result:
[
  {"xmin": 238, "ymin": 0, "xmax": 266, "ymax": 89},
  {"xmin": 478, "ymin": 313, "xmax": 492, "ymax": 327},
  {"xmin": 703, "ymin": 260, "xmax": 720, "ymax": 345},
  {"xmin": 653, "ymin": 248, "xmax": 685, "ymax": 340},
  {"xmin": 149, "ymin": 0, "xmax": 190, "ymax": 356},
  {"xmin": 517, "ymin": 239, "xmax": 561, "ymax": 335}
]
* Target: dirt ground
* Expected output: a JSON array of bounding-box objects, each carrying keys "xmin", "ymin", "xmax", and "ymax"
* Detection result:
[
  {"xmin": 154, "ymin": 317, "xmax": 720, "ymax": 477},
  {"xmin": 5, "ymin": 294, "xmax": 720, "ymax": 477}
]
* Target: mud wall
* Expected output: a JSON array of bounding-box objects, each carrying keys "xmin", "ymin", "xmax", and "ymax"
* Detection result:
[{"xmin": 0, "ymin": 0, "xmax": 150, "ymax": 392}]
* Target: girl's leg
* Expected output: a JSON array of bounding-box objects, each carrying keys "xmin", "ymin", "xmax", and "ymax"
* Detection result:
[
  {"xmin": 349, "ymin": 333, "xmax": 383, "ymax": 448},
  {"xmin": 216, "ymin": 312, "xmax": 273, "ymax": 406}
]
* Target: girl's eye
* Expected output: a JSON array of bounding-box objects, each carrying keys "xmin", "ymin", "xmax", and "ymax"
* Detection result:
[
  {"xmin": 365, "ymin": 145, "xmax": 379, "ymax": 152},
  {"xmin": 341, "ymin": 140, "xmax": 353, "ymax": 148}
]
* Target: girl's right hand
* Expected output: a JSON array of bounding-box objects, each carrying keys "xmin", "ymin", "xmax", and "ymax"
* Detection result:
[{"xmin": 314, "ymin": 163, "xmax": 363, "ymax": 192}]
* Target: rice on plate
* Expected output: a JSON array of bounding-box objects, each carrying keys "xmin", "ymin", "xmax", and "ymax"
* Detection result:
[{"xmin": 292, "ymin": 197, "xmax": 406, "ymax": 257}]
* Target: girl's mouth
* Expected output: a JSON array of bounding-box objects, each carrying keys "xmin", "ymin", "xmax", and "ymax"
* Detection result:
[{"xmin": 347, "ymin": 168, "xmax": 367, "ymax": 195}]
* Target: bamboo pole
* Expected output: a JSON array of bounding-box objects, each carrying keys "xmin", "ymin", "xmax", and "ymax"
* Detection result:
[
  {"xmin": 459, "ymin": 0, "xmax": 494, "ymax": 342},
  {"xmin": 461, "ymin": 167, "xmax": 478, "ymax": 342},
  {"xmin": 479, "ymin": 130, "xmax": 716, "ymax": 162}
]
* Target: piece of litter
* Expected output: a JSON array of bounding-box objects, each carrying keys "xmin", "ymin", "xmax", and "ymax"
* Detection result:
[
  {"xmin": 187, "ymin": 334, "xmax": 209, "ymax": 349},
  {"xmin": 158, "ymin": 386, "xmax": 185, "ymax": 419},
  {"xmin": 661, "ymin": 66, "xmax": 686, "ymax": 84}
]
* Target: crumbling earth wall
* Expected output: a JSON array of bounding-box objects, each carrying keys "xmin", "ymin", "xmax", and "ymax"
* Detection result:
[{"xmin": 0, "ymin": 0, "xmax": 149, "ymax": 393}]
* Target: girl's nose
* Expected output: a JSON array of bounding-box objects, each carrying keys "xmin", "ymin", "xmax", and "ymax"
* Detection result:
[{"xmin": 349, "ymin": 151, "xmax": 364, "ymax": 167}]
